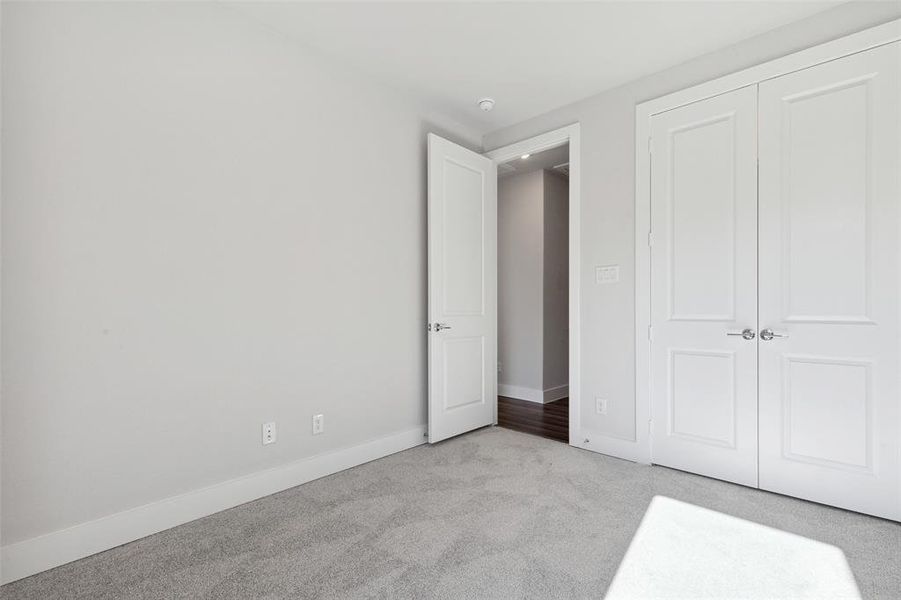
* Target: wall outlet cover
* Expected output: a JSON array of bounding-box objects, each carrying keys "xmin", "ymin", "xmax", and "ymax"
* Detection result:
[
  {"xmin": 312, "ymin": 414, "xmax": 324, "ymax": 435},
  {"xmin": 262, "ymin": 422, "xmax": 276, "ymax": 445},
  {"xmin": 596, "ymin": 398, "xmax": 608, "ymax": 415}
]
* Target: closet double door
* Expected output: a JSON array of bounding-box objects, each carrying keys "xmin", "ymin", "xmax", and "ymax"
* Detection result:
[{"xmin": 649, "ymin": 43, "xmax": 900, "ymax": 520}]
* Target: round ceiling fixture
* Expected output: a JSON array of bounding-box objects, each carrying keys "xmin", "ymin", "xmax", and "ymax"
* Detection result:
[{"xmin": 478, "ymin": 98, "xmax": 495, "ymax": 112}]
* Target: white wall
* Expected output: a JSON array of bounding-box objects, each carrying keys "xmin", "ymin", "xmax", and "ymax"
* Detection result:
[
  {"xmin": 497, "ymin": 170, "xmax": 543, "ymax": 395},
  {"xmin": 542, "ymin": 171, "xmax": 568, "ymax": 392},
  {"xmin": 0, "ymin": 0, "xmax": 479, "ymax": 559},
  {"xmin": 483, "ymin": 2, "xmax": 901, "ymax": 447}
]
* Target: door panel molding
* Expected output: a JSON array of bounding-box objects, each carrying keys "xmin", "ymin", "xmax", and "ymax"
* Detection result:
[
  {"xmin": 777, "ymin": 75, "xmax": 875, "ymax": 325},
  {"xmin": 667, "ymin": 348, "xmax": 738, "ymax": 449},
  {"xmin": 779, "ymin": 354, "xmax": 874, "ymax": 474},
  {"xmin": 665, "ymin": 111, "xmax": 739, "ymax": 323}
]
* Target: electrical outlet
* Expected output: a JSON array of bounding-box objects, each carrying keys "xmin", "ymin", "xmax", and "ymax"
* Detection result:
[
  {"xmin": 596, "ymin": 398, "xmax": 608, "ymax": 415},
  {"xmin": 262, "ymin": 422, "xmax": 276, "ymax": 445},
  {"xmin": 497, "ymin": 361, "xmax": 502, "ymax": 374},
  {"xmin": 312, "ymin": 414, "xmax": 324, "ymax": 435}
]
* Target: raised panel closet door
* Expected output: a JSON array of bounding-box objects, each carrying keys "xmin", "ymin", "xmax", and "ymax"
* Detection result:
[
  {"xmin": 649, "ymin": 85, "xmax": 759, "ymax": 487},
  {"xmin": 758, "ymin": 43, "xmax": 900, "ymax": 521}
]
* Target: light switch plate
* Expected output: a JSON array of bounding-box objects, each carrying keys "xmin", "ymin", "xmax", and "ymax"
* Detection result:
[{"xmin": 596, "ymin": 265, "xmax": 620, "ymax": 284}]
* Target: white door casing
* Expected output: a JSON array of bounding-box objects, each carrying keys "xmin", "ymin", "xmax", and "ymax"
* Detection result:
[
  {"xmin": 483, "ymin": 124, "xmax": 581, "ymax": 449},
  {"xmin": 649, "ymin": 86, "xmax": 759, "ymax": 487},
  {"xmin": 427, "ymin": 133, "xmax": 497, "ymax": 443},
  {"xmin": 757, "ymin": 43, "xmax": 901, "ymax": 520}
]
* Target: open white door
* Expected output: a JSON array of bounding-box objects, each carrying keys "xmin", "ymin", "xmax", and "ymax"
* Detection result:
[{"xmin": 427, "ymin": 133, "xmax": 497, "ymax": 443}]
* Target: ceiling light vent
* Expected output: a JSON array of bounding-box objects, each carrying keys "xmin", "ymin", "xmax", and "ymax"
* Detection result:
[
  {"xmin": 478, "ymin": 98, "xmax": 495, "ymax": 112},
  {"xmin": 553, "ymin": 162, "xmax": 570, "ymax": 177}
]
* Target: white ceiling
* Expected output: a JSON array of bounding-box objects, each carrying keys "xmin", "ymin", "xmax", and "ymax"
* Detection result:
[
  {"xmin": 228, "ymin": 1, "xmax": 845, "ymax": 134},
  {"xmin": 499, "ymin": 143, "xmax": 569, "ymax": 178}
]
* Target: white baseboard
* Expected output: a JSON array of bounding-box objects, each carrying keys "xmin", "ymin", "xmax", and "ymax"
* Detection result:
[
  {"xmin": 498, "ymin": 383, "xmax": 568, "ymax": 404},
  {"xmin": 0, "ymin": 426, "xmax": 427, "ymax": 585},
  {"xmin": 575, "ymin": 430, "xmax": 650, "ymax": 464},
  {"xmin": 543, "ymin": 384, "xmax": 569, "ymax": 403},
  {"xmin": 498, "ymin": 383, "xmax": 543, "ymax": 403}
]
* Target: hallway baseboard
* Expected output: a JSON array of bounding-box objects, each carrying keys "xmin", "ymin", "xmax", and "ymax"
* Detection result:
[
  {"xmin": 498, "ymin": 384, "xmax": 543, "ymax": 403},
  {"xmin": 497, "ymin": 384, "xmax": 568, "ymax": 404},
  {"xmin": 543, "ymin": 384, "xmax": 569, "ymax": 403}
]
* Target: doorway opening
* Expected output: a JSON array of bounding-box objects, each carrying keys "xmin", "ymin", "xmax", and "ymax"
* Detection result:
[{"xmin": 495, "ymin": 144, "xmax": 570, "ymax": 443}]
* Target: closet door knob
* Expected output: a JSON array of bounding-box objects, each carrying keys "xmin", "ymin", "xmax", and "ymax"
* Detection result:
[
  {"xmin": 760, "ymin": 328, "xmax": 788, "ymax": 341},
  {"xmin": 726, "ymin": 328, "xmax": 756, "ymax": 340}
]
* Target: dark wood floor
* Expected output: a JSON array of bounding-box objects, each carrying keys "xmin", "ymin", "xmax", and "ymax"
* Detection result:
[{"xmin": 497, "ymin": 396, "xmax": 569, "ymax": 443}]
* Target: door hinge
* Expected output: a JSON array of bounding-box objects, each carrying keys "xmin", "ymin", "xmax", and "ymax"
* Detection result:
[
  {"xmin": 427, "ymin": 322, "xmax": 432, "ymax": 332},
  {"xmin": 648, "ymin": 137, "xmax": 653, "ymax": 155},
  {"xmin": 647, "ymin": 231, "xmax": 654, "ymax": 247},
  {"xmin": 648, "ymin": 419, "xmax": 653, "ymax": 434},
  {"xmin": 647, "ymin": 325, "xmax": 653, "ymax": 341}
]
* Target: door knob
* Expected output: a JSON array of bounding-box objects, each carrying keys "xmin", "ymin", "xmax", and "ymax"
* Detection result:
[
  {"xmin": 726, "ymin": 328, "xmax": 756, "ymax": 340},
  {"xmin": 434, "ymin": 323, "xmax": 452, "ymax": 332},
  {"xmin": 760, "ymin": 328, "xmax": 788, "ymax": 341}
]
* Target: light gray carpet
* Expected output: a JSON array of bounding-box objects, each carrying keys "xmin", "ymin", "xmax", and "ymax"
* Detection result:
[{"xmin": 3, "ymin": 427, "xmax": 900, "ymax": 599}]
